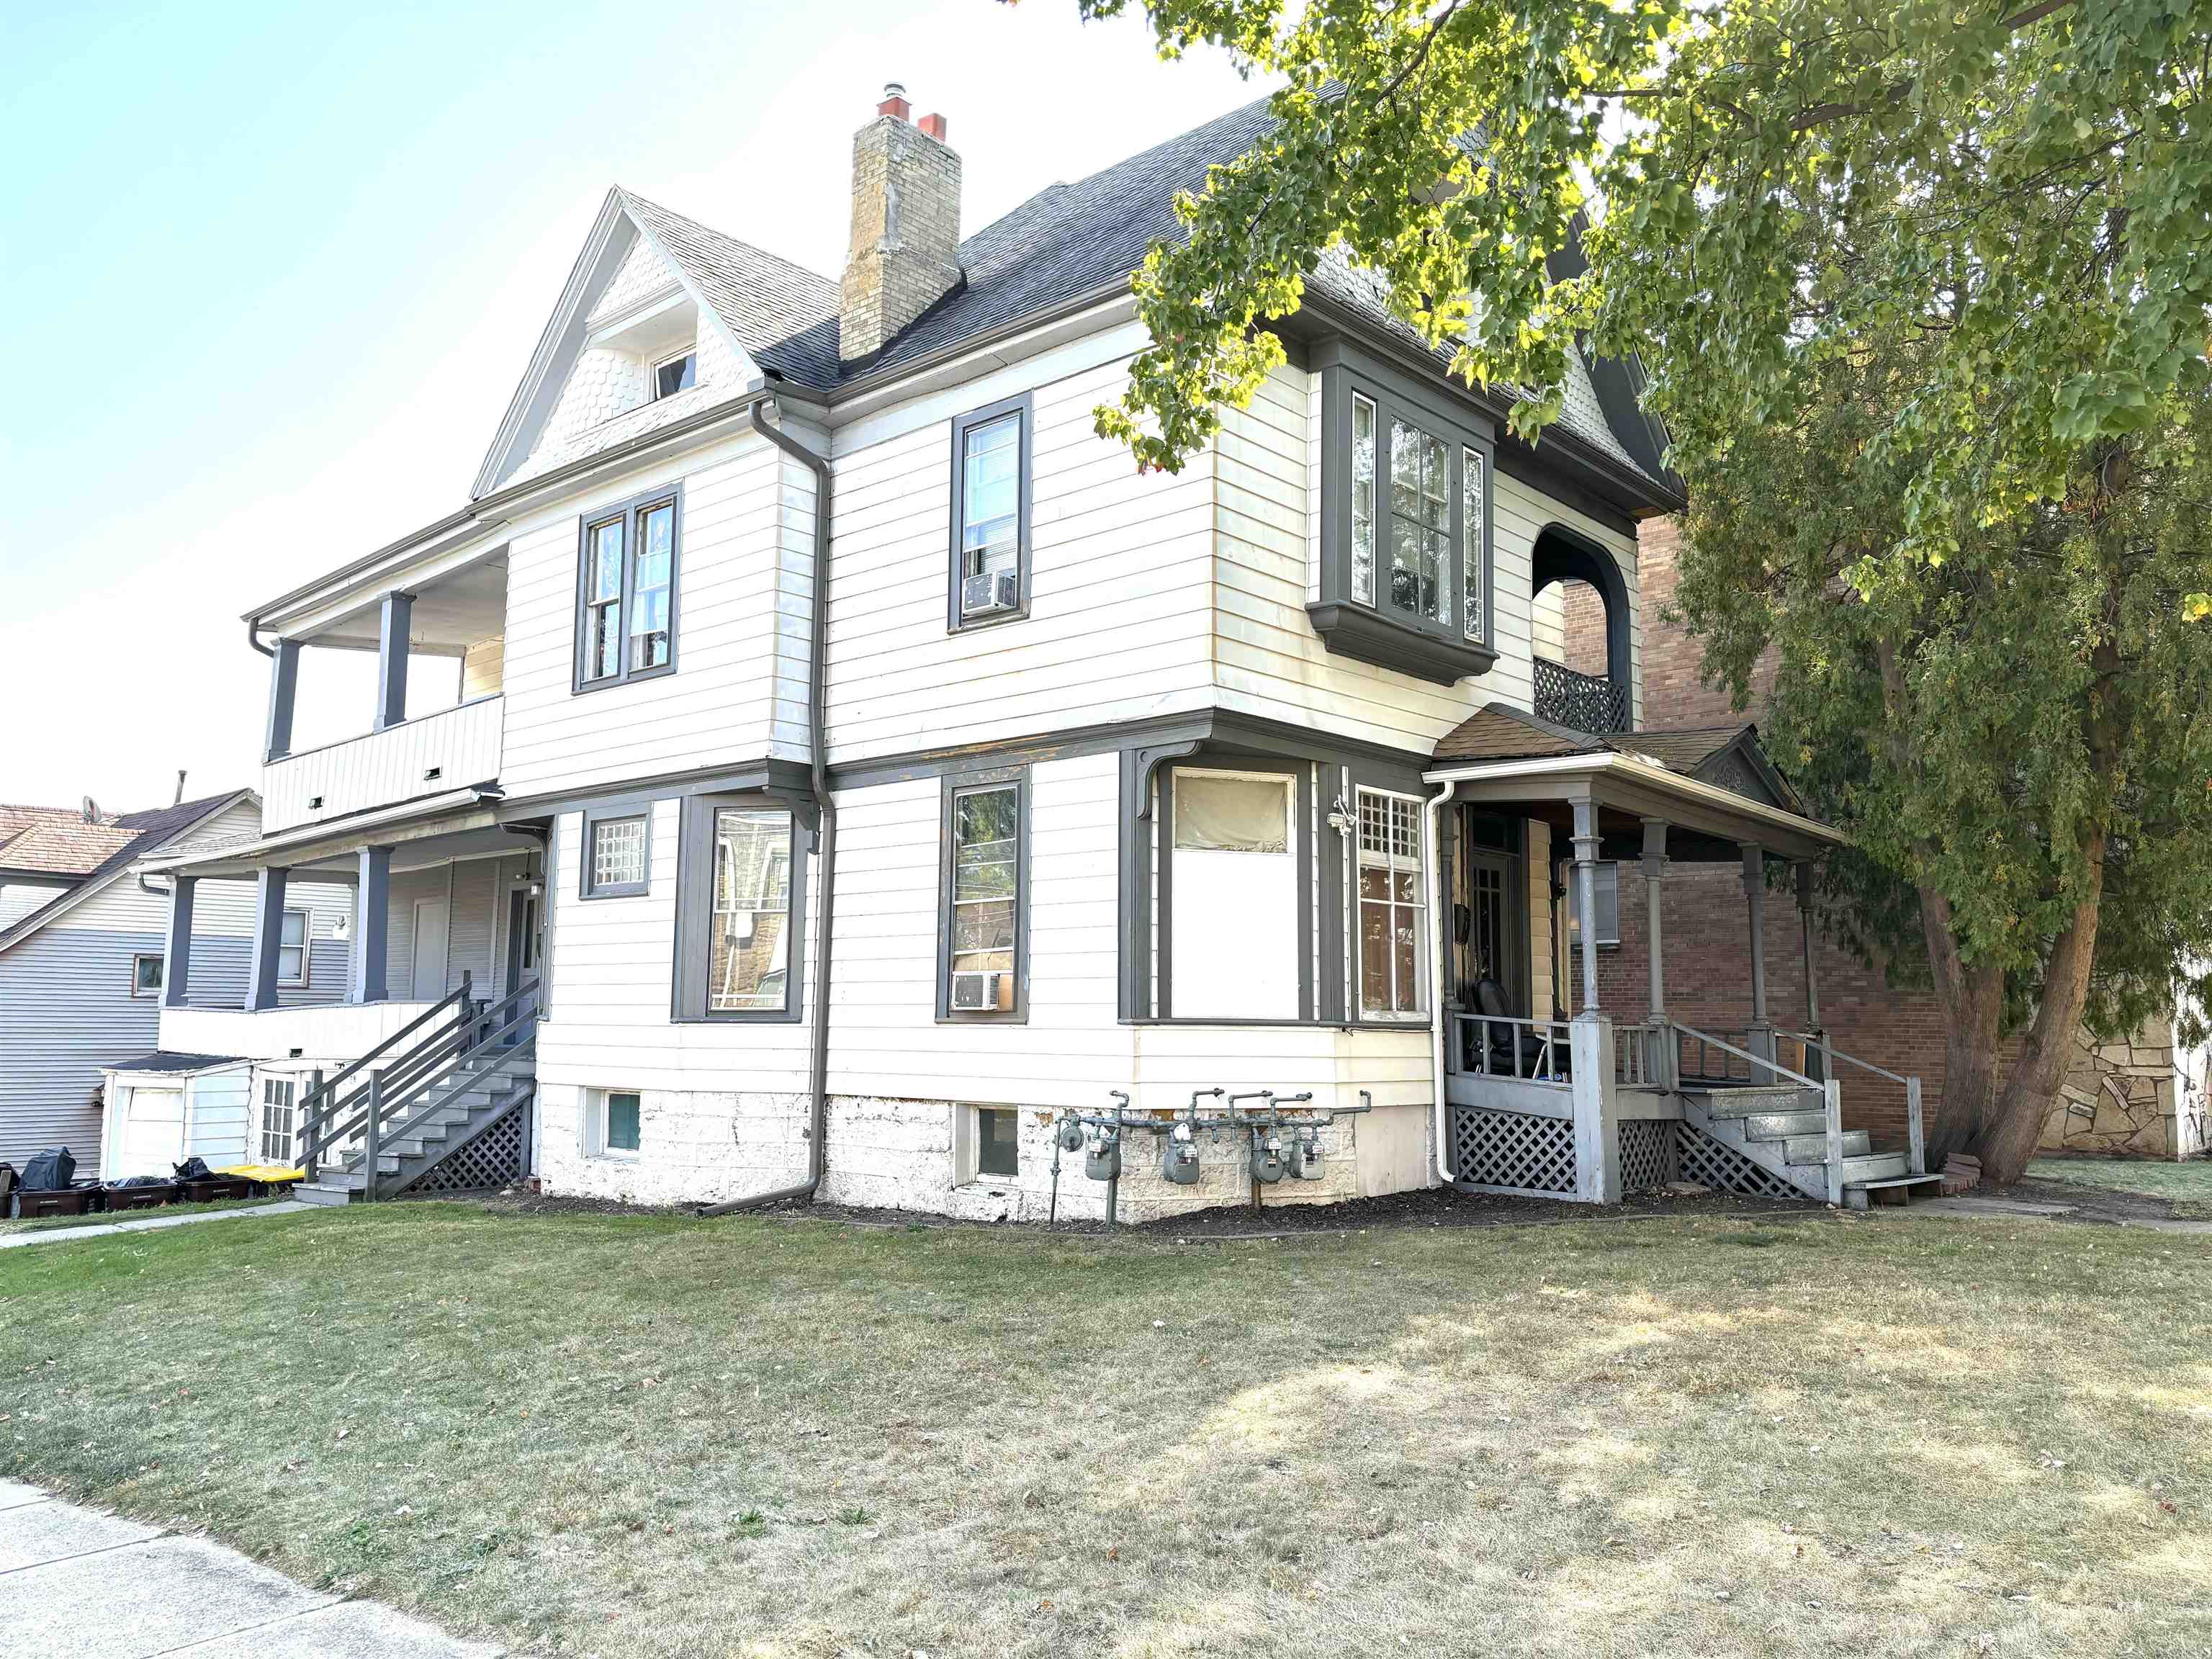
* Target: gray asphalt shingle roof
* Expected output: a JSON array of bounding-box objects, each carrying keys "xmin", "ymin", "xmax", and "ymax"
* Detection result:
[{"xmin": 624, "ymin": 93, "xmax": 1658, "ymax": 477}]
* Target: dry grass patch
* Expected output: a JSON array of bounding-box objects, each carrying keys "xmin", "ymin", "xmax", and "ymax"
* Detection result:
[{"xmin": 1, "ymin": 1203, "xmax": 2206, "ymax": 1658}]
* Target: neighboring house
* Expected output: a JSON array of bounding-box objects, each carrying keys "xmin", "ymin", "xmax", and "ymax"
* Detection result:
[
  {"xmin": 0, "ymin": 791, "xmax": 351, "ymax": 1173},
  {"xmin": 1544, "ymin": 518, "xmax": 2210, "ymax": 1162},
  {"xmin": 136, "ymin": 85, "xmax": 1944, "ymax": 1218}
]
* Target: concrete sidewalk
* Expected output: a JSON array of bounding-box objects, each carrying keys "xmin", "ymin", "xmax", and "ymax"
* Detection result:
[
  {"xmin": 0, "ymin": 1201, "xmax": 313, "ymax": 1250},
  {"xmin": 0, "ymin": 1481, "xmax": 498, "ymax": 1658}
]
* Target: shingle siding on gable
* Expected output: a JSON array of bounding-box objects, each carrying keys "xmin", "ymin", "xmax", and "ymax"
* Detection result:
[{"xmin": 586, "ymin": 231, "xmax": 681, "ymax": 327}]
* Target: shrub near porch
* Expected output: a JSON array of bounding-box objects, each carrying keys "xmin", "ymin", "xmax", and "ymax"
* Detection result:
[{"xmin": 1, "ymin": 1206, "xmax": 2206, "ymax": 1658}]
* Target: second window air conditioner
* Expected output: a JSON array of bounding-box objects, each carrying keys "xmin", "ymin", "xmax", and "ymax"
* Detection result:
[
  {"xmin": 951, "ymin": 969, "xmax": 1011, "ymax": 1012},
  {"xmin": 961, "ymin": 568, "xmax": 1020, "ymax": 618}
]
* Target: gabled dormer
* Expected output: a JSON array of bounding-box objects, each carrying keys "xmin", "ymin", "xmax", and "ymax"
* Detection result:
[{"xmin": 472, "ymin": 189, "xmax": 839, "ymax": 498}]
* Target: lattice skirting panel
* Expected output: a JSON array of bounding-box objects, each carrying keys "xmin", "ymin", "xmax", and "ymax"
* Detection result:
[
  {"xmin": 406, "ymin": 1106, "xmax": 526, "ymax": 1195},
  {"xmin": 1676, "ymin": 1122, "xmax": 1805, "ymax": 1200},
  {"xmin": 1617, "ymin": 1120, "xmax": 1678, "ymax": 1194},
  {"xmin": 1451, "ymin": 1106, "xmax": 1577, "ymax": 1195}
]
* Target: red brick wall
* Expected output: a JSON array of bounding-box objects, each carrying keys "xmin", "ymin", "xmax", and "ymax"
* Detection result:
[
  {"xmin": 1554, "ymin": 581, "xmax": 1610, "ymax": 676},
  {"xmin": 1629, "ymin": 516, "xmax": 1777, "ymax": 728}
]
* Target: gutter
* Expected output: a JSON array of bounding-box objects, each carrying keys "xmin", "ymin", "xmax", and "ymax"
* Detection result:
[
  {"xmin": 1425, "ymin": 779, "xmax": 1457, "ymax": 1186},
  {"xmin": 701, "ymin": 389, "xmax": 837, "ymax": 1218}
]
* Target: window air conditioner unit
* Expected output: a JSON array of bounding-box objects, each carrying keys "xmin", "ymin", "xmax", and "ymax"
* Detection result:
[
  {"xmin": 962, "ymin": 569, "xmax": 1020, "ymax": 618},
  {"xmin": 952, "ymin": 970, "xmax": 1009, "ymax": 1012}
]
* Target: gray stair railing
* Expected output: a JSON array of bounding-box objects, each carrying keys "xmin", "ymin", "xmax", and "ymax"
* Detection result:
[
  {"xmin": 1783, "ymin": 1030, "xmax": 1925, "ymax": 1175},
  {"xmin": 334, "ymin": 978, "xmax": 540, "ymax": 1200},
  {"xmin": 1670, "ymin": 1018, "xmax": 1849, "ymax": 1203},
  {"xmin": 295, "ymin": 974, "xmax": 476, "ymax": 1173}
]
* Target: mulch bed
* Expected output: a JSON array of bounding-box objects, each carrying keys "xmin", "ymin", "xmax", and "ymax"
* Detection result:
[{"xmin": 460, "ymin": 1181, "xmax": 1822, "ymax": 1238}]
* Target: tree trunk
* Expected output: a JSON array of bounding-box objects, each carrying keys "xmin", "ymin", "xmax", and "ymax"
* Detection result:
[
  {"xmin": 1916, "ymin": 883, "xmax": 2002, "ymax": 1161},
  {"xmin": 1977, "ymin": 827, "xmax": 2108, "ymax": 1183}
]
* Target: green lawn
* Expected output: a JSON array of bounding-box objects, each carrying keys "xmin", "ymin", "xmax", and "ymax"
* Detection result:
[
  {"xmin": 2027, "ymin": 1157, "xmax": 2212, "ymax": 1218},
  {"xmin": 1, "ymin": 1202, "xmax": 2206, "ymax": 1658}
]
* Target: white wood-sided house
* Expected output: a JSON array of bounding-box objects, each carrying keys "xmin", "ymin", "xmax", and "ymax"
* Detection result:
[
  {"xmin": 133, "ymin": 86, "xmax": 1938, "ymax": 1218},
  {"xmin": 0, "ymin": 791, "xmax": 352, "ymax": 1179}
]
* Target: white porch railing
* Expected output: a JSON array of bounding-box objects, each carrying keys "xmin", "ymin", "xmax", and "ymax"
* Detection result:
[
  {"xmin": 159, "ymin": 1001, "xmax": 446, "ymax": 1063},
  {"xmin": 263, "ymin": 696, "xmax": 503, "ymax": 833}
]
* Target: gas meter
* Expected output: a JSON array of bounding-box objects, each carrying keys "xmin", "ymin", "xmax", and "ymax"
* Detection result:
[
  {"xmin": 1086, "ymin": 1130, "xmax": 1123, "ymax": 1182},
  {"xmin": 1287, "ymin": 1130, "xmax": 1325, "ymax": 1180},
  {"xmin": 1249, "ymin": 1128, "xmax": 1285, "ymax": 1184},
  {"xmin": 1161, "ymin": 1120, "xmax": 1201, "ymax": 1184}
]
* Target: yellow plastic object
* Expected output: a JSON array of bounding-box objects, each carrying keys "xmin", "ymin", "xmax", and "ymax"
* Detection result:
[{"xmin": 217, "ymin": 1163, "xmax": 307, "ymax": 1183}]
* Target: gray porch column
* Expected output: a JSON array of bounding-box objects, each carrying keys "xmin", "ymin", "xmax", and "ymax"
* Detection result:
[
  {"xmin": 247, "ymin": 866, "xmax": 291, "ymax": 1011},
  {"xmin": 373, "ymin": 590, "xmax": 413, "ymax": 732},
  {"xmin": 1795, "ymin": 861, "xmax": 1821, "ymax": 1030},
  {"xmin": 161, "ymin": 876, "xmax": 196, "ymax": 1010},
  {"xmin": 1741, "ymin": 841, "xmax": 1773, "ymax": 1064},
  {"xmin": 1640, "ymin": 819, "xmax": 1669, "ymax": 1017},
  {"xmin": 264, "ymin": 638, "xmax": 300, "ymax": 763},
  {"xmin": 351, "ymin": 847, "xmax": 392, "ymax": 1005},
  {"xmin": 1571, "ymin": 795, "xmax": 1602, "ymax": 1017}
]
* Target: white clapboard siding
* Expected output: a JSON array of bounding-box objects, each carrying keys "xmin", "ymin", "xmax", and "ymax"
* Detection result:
[
  {"xmin": 498, "ymin": 430, "xmax": 811, "ymax": 801},
  {"xmin": 819, "ymin": 358, "xmax": 1218, "ymax": 765},
  {"xmin": 261, "ymin": 697, "xmax": 504, "ymax": 833}
]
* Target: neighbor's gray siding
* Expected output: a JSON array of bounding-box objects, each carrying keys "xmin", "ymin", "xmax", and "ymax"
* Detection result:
[
  {"xmin": 0, "ymin": 926, "xmax": 161, "ymax": 1166},
  {"xmin": 0, "ymin": 926, "xmax": 346, "ymax": 1168}
]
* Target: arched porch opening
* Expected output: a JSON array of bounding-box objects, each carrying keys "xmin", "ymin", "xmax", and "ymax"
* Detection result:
[{"xmin": 1531, "ymin": 526, "xmax": 1631, "ymax": 732}]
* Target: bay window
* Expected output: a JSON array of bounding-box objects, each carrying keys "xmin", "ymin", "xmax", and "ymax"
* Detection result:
[{"xmin": 1308, "ymin": 343, "xmax": 1496, "ymax": 684}]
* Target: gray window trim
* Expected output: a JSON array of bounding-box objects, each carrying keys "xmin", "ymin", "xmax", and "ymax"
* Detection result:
[
  {"xmin": 580, "ymin": 806, "xmax": 653, "ymax": 900},
  {"xmin": 130, "ymin": 952, "xmax": 165, "ymax": 999},
  {"xmin": 1308, "ymin": 339, "xmax": 1498, "ymax": 685},
  {"xmin": 572, "ymin": 481, "xmax": 683, "ymax": 695},
  {"xmin": 946, "ymin": 392, "xmax": 1034, "ymax": 633},
  {"xmin": 936, "ymin": 763, "xmax": 1030, "ymax": 1022},
  {"xmin": 672, "ymin": 792, "xmax": 807, "ymax": 1023},
  {"xmin": 278, "ymin": 907, "xmax": 310, "ymax": 988}
]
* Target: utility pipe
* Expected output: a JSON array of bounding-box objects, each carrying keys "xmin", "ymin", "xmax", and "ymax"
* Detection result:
[
  {"xmin": 1425, "ymin": 778, "xmax": 1457, "ymax": 1185},
  {"xmin": 701, "ymin": 389, "xmax": 837, "ymax": 1217}
]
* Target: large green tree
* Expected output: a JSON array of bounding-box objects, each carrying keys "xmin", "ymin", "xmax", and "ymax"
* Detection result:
[{"xmin": 1066, "ymin": 0, "xmax": 2212, "ymax": 1176}]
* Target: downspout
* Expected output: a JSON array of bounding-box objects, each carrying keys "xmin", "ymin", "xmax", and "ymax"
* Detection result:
[
  {"xmin": 1426, "ymin": 778, "xmax": 1457, "ymax": 1185},
  {"xmin": 246, "ymin": 619, "xmax": 274, "ymax": 657},
  {"xmin": 701, "ymin": 389, "xmax": 837, "ymax": 1216}
]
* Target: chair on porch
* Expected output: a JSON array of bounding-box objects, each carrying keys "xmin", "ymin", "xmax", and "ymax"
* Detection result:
[{"xmin": 1466, "ymin": 978, "xmax": 1568, "ymax": 1078}]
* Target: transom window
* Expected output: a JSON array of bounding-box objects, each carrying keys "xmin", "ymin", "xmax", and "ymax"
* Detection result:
[
  {"xmin": 260, "ymin": 1076, "xmax": 297, "ymax": 1164},
  {"xmin": 1312, "ymin": 354, "xmax": 1495, "ymax": 685},
  {"xmin": 710, "ymin": 807, "xmax": 793, "ymax": 1012},
  {"xmin": 940, "ymin": 770, "xmax": 1026, "ymax": 1019},
  {"xmin": 652, "ymin": 350, "xmax": 696, "ymax": 400},
  {"xmin": 949, "ymin": 396, "xmax": 1031, "ymax": 629},
  {"xmin": 278, "ymin": 909, "xmax": 309, "ymax": 987},
  {"xmin": 575, "ymin": 487, "xmax": 680, "ymax": 691},
  {"xmin": 1356, "ymin": 788, "xmax": 1428, "ymax": 1020},
  {"xmin": 583, "ymin": 811, "xmax": 649, "ymax": 899}
]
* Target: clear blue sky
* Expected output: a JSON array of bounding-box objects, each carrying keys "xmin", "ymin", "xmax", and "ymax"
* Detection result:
[{"xmin": 0, "ymin": 0, "xmax": 1257, "ymax": 810}]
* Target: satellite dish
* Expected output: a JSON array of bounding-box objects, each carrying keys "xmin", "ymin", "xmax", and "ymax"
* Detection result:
[{"xmin": 81, "ymin": 795, "xmax": 101, "ymax": 824}]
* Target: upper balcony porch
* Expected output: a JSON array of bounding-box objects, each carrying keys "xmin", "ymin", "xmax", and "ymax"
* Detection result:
[{"xmin": 261, "ymin": 553, "xmax": 508, "ymax": 835}]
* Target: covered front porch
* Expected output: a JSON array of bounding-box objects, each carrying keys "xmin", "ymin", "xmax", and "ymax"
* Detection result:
[
  {"xmin": 144, "ymin": 803, "xmax": 545, "ymax": 1064},
  {"xmin": 1426, "ymin": 706, "xmax": 1933, "ymax": 1208}
]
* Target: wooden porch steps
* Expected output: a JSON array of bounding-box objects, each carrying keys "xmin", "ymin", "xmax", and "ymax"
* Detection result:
[{"xmin": 1679, "ymin": 1086, "xmax": 1934, "ymax": 1209}]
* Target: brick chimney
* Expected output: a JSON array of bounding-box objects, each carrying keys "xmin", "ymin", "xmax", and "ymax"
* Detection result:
[{"xmin": 840, "ymin": 83, "xmax": 961, "ymax": 364}]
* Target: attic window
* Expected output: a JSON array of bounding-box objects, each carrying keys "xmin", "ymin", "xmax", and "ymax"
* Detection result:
[{"xmin": 653, "ymin": 350, "xmax": 697, "ymax": 400}]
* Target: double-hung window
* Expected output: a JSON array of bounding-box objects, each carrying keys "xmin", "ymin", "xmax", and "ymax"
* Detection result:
[
  {"xmin": 1568, "ymin": 861, "xmax": 1622, "ymax": 948},
  {"xmin": 673, "ymin": 796, "xmax": 805, "ymax": 1021},
  {"xmin": 261, "ymin": 1076, "xmax": 297, "ymax": 1164},
  {"xmin": 278, "ymin": 909, "xmax": 309, "ymax": 987},
  {"xmin": 948, "ymin": 395, "xmax": 1031, "ymax": 629},
  {"xmin": 939, "ymin": 768, "xmax": 1026, "ymax": 1018},
  {"xmin": 1313, "ymin": 348, "xmax": 1495, "ymax": 684},
  {"xmin": 575, "ymin": 486, "xmax": 680, "ymax": 691},
  {"xmin": 1355, "ymin": 788, "xmax": 1428, "ymax": 1020}
]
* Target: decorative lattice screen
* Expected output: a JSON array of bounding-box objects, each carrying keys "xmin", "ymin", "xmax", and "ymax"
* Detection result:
[
  {"xmin": 1617, "ymin": 1119, "xmax": 1676, "ymax": 1193},
  {"xmin": 1451, "ymin": 1107, "xmax": 1577, "ymax": 1195},
  {"xmin": 1675, "ymin": 1122, "xmax": 1804, "ymax": 1200},
  {"xmin": 406, "ymin": 1106, "xmax": 526, "ymax": 1195}
]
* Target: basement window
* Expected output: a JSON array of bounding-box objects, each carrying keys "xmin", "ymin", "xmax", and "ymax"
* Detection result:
[
  {"xmin": 976, "ymin": 1107, "xmax": 1019, "ymax": 1178},
  {"xmin": 589, "ymin": 1089, "xmax": 642, "ymax": 1158},
  {"xmin": 652, "ymin": 349, "xmax": 697, "ymax": 400}
]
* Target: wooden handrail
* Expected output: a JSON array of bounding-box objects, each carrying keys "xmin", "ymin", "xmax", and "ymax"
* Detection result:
[
  {"xmin": 1782, "ymin": 1029, "xmax": 1912, "ymax": 1087},
  {"xmin": 312, "ymin": 980, "xmax": 539, "ymax": 1161},
  {"xmin": 1666, "ymin": 1019, "xmax": 1819, "ymax": 1091},
  {"xmin": 298, "ymin": 973, "xmax": 473, "ymax": 1127}
]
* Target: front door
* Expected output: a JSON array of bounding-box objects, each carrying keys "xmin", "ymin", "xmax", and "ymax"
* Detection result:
[
  {"xmin": 121, "ymin": 1087, "xmax": 186, "ymax": 1178},
  {"xmin": 1458, "ymin": 811, "xmax": 1527, "ymax": 1016},
  {"xmin": 502, "ymin": 886, "xmax": 540, "ymax": 1040},
  {"xmin": 410, "ymin": 898, "xmax": 450, "ymax": 1001}
]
